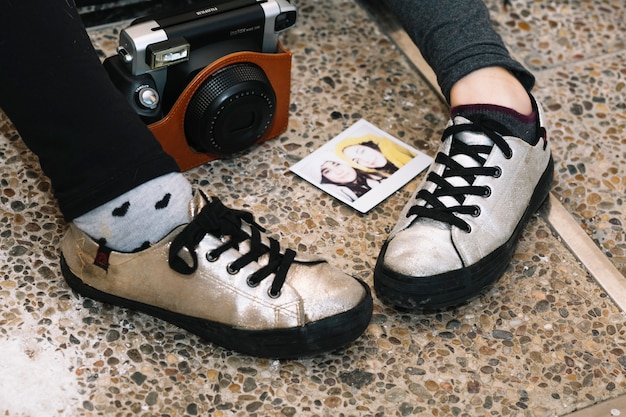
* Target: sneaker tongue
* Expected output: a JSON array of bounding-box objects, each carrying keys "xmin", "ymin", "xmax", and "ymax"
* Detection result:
[
  {"xmin": 190, "ymin": 190, "xmax": 210, "ymax": 218},
  {"xmin": 451, "ymin": 115, "xmax": 494, "ymax": 147},
  {"xmin": 433, "ymin": 116, "xmax": 493, "ymax": 208}
]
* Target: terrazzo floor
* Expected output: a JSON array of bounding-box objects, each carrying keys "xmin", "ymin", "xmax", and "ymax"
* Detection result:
[{"xmin": 1, "ymin": 0, "xmax": 625, "ymax": 416}]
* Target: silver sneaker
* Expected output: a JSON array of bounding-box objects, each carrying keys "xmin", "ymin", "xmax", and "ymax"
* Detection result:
[
  {"xmin": 61, "ymin": 192, "xmax": 373, "ymax": 358},
  {"xmin": 374, "ymin": 96, "xmax": 553, "ymax": 309}
]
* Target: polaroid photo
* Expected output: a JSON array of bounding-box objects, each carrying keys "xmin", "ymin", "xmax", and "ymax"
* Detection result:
[{"xmin": 290, "ymin": 119, "xmax": 433, "ymax": 213}]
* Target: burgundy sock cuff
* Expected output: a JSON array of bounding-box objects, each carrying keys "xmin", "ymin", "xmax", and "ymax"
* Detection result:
[{"xmin": 451, "ymin": 103, "xmax": 536, "ymax": 124}]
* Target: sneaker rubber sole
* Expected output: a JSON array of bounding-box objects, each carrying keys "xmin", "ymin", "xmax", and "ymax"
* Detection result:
[
  {"xmin": 374, "ymin": 156, "xmax": 554, "ymax": 310},
  {"xmin": 60, "ymin": 258, "xmax": 373, "ymax": 358}
]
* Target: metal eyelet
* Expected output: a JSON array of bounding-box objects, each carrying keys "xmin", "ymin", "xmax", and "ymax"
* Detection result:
[
  {"xmin": 464, "ymin": 224, "xmax": 472, "ymax": 233},
  {"xmin": 206, "ymin": 252, "xmax": 219, "ymax": 262},
  {"xmin": 246, "ymin": 276, "xmax": 259, "ymax": 288},
  {"xmin": 482, "ymin": 186, "xmax": 492, "ymax": 197},
  {"xmin": 268, "ymin": 288, "xmax": 281, "ymax": 299},
  {"xmin": 505, "ymin": 150, "xmax": 513, "ymax": 160},
  {"xmin": 493, "ymin": 166, "xmax": 502, "ymax": 178},
  {"xmin": 472, "ymin": 206, "xmax": 481, "ymax": 217},
  {"xmin": 226, "ymin": 264, "xmax": 239, "ymax": 275}
]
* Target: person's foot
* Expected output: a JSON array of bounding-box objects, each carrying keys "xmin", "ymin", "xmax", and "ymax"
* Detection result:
[
  {"xmin": 61, "ymin": 192, "xmax": 373, "ymax": 358},
  {"xmin": 374, "ymin": 95, "xmax": 553, "ymax": 309}
]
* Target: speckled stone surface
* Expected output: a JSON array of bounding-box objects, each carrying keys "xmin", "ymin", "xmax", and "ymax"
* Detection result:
[
  {"xmin": 482, "ymin": 0, "xmax": 626, "ymax": 275},
  {"xmin": 1, "ymin": 0, "xmax": 626, "ymax": 416}
]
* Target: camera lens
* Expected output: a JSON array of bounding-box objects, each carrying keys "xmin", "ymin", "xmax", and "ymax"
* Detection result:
[{"xmin": 184, "ymin": 63, "xmax": 276, "ymax": 155}]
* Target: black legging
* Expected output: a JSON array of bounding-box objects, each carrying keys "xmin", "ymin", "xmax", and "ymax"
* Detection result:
[
  {"xmin": 0, "ymin": 0, "xmax": 179, "ymax": 220},
  {"xmin": 0, "ymin": 0, "xmax": 533, "ymax": 220}
]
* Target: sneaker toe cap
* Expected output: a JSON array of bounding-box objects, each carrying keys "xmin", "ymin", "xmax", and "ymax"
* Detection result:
[
  {"xmin": 287, "ymin": 261, "xmax": 368, "ymax": 323},
  {"xmin": 384, "ymin": 221, "xmax": 463, "ymax": 277}
]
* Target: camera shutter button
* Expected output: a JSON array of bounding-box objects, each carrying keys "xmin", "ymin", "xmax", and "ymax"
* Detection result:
[{"xmin": 136, "ymin": 86, "xmax": 159, "ymax": 110}]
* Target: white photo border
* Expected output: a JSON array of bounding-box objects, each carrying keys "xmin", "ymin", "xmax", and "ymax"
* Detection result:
[{"xmin": 290, "ymin": 119, "xmax": 433, "ymax": 213}]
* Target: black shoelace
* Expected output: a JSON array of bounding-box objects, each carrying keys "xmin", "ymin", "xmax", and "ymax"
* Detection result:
[
  {"xmin": 407, "ymin": 116, "xmax": 514, "ymax": 233},
  {"xmin": 169, "ymin": 195, "xmax": 296, "ymax": 298}
]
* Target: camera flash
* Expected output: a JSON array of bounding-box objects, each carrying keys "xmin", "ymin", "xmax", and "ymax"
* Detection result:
[{"xmin": 147, "ymin": 38, "xmax": 191, "ymax": 69}]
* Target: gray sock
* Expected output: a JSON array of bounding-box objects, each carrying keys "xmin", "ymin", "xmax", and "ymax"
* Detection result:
[
  {"xmin": 73, "ymin": 172, "xmax": 192, "ymax": 252},
  {"xmin": 451, "ymin": 103, "xmax": 538, "ymax": 144}
]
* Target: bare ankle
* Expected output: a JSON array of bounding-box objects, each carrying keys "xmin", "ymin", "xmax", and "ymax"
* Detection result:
[{"xmin": 450, "ymin": 67, "xmax": 533, "ymax": 115}]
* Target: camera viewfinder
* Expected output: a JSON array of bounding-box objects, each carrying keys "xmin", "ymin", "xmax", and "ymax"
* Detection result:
[{"xmin": 147, "ymin": 38, "xmax": 191, "ymax": 69}]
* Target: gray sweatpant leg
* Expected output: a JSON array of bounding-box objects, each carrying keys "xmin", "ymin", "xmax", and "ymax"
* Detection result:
[{"xmin": 382, "ymin": 0, "xmax": 534, "ymax": 103}]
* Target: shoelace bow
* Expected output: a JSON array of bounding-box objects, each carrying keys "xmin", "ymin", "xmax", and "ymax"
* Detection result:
[
  {"xmin": 407, "ymin": 116, "xmax": 514, "ymax": 233},
  {"xmin": 169, "ymin": 196, "xmax": 296, "ymax": 298}
]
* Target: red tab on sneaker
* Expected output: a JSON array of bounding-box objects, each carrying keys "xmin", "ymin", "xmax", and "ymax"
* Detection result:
[{"xmin": 94, "ymin": 244, "xmax": 111, "ymax": 271}]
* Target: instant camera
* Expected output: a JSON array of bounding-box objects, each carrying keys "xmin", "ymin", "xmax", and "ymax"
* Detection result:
[{"xmin": 103, "ymin": 0, "xmax": 297, "ymax": 170}]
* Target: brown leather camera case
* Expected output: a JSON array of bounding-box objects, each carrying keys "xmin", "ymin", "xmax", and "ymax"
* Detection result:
[{"xmin": 149, "ymin": 43, "xmax": 292, "ymax": 171}]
